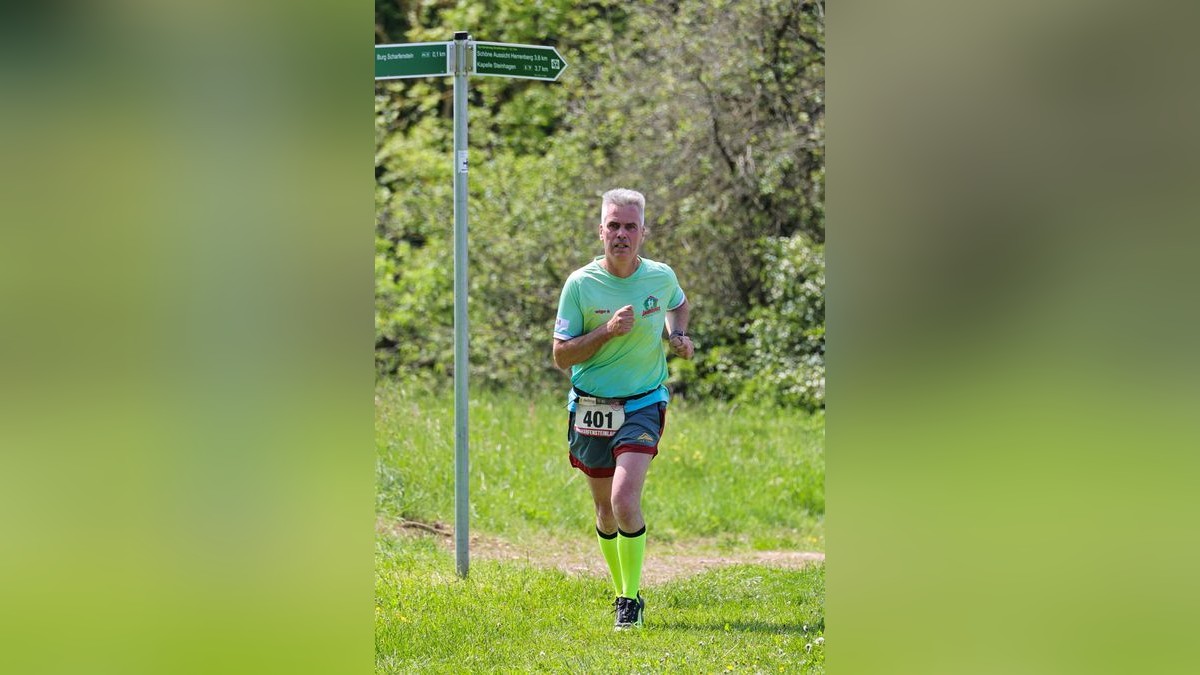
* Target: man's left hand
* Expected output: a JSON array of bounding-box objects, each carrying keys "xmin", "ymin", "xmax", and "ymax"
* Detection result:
[{"xmin": 668, "ymin": 334, "xmax": 694, "ymax": 360}]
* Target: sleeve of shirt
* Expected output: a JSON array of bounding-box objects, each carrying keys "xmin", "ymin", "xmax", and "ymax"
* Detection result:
[
  {"xmin": 553, "ymin": 276, "xmax": 582, "ymax": 341},
  {"xmin": 666, "ymin": 266, "xmax": 687, "ymax": 310}
]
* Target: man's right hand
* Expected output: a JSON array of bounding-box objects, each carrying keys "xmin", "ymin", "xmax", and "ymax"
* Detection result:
[{"xmin": 606, "ymin": 305, "xmax": 635, "ymax": 336}]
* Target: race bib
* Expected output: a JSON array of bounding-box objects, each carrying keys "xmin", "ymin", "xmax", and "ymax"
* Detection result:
[{"xmin": 573, "ymin": 397, "xmax": 626, "ymax": 437}]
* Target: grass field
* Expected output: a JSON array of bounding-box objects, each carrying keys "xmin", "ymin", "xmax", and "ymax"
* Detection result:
[{"xmin": 376, "ymin": 380, "xmax": 825, "ymax": 672}]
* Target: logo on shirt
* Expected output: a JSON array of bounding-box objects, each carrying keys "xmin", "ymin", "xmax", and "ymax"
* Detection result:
[
  {"xmin": 594, "ymin": 308, "xmax": 611, "ymax": 315},
  {"xmin": 641, "ymin": 295, "xmax": 661, "ymax": 317},
  {"xmin": 636, "ymin": 432, "xmax": 656, "ymax": 443},
  {"xmin": 554, "ymin": 317, "xmax": 570, "ymax": 334}
]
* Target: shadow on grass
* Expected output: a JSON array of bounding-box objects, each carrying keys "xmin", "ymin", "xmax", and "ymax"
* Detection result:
[{"xmin": 651, "ymin": 619, "xmax": 822, "ymax": 635}]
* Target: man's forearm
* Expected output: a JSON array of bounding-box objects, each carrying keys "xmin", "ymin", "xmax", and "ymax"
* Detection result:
[
  {"xmin": 553, "ymin": 326, "xmax": 615, "ymax": 369},
  {"xmin": 666, "ymin": 299, "xmax": 690, "ymax": 335}
]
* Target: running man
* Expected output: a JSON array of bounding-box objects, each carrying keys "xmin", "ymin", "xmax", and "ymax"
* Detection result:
[{"xmin": 551, "ymin": 188, "xmax": 695, "ymax": 630}]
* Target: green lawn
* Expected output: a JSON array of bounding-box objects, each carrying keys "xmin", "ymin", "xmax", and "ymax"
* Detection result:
[
  {"xmin": 376, "ymin": 535, "xmax": 825, "ymax": 673},
  {"xmin": 375, "ymin": 380, "xmax": 825, "ymax": 672}
]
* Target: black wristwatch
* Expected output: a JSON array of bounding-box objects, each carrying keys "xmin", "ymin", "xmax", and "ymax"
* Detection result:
[{"xmin": 669, "ymin": 330, "xmax": 688, "ymax": 339}]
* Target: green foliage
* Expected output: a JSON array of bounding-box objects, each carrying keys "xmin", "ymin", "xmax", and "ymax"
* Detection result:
[
  {"xmin": 676, "ymin": 234, "xmax": 825, "ymax": 403},
  {"xmin": 744, "ymin": 236, "xmax": 826, "ymax": 408},
  {"xmin": 374, "ymin": 126, "xmax": 454, "ymax": 375},
  {"xmin": 671, "ymin": 235, "xmax": 825, "ymax": 408},
  {"xmin": 375, "ymin": 0, "xmax": 824, "ymax": 409}
]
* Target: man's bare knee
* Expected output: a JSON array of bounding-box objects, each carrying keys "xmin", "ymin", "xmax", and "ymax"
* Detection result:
[
  {"xmin": 611, "ymin": 496, "xmax": 642, "ymax": 529},
  {"xmin": 592, "ymin": 501, "xmax": 615, "ymax": 530}
]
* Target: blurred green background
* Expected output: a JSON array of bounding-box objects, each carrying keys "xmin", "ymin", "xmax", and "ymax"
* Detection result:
[
  {"xmin": 828, "ymin": 0, "xmax": 1200, "ymax": 673},
  {"xmin": 4, "ymin": 0, "xmax": 1200, "ymax": 673},
  {"xmin": 1, "ymin": 1, "xmax": 374, "ymax": 673}
]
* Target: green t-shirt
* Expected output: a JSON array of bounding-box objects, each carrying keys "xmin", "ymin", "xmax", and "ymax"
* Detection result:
[{"xmin": 554, "ymin": 256, "xmax": 686, "ymax": 403}]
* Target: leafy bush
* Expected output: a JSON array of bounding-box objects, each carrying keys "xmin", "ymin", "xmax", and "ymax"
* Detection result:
[
  {"xmin": 741, "ymin": 235, "xmax": 826, "ymax": 408},
  {"xmin": 669, "ymin": 235, "xmax": 824, "ymax": 409}
]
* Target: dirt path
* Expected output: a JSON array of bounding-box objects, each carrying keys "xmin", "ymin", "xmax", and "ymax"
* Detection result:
[{"xmin": 379, "ymin": 519, "xmax": 824, "ymax": 585}]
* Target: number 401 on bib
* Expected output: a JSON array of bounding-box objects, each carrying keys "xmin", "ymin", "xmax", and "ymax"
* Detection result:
[{"xmin": 574, "ymin": 398, "xmax": 625, "ymax": 437}]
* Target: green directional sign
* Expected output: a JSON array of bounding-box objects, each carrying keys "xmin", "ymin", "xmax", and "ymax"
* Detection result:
[
  {"xmin": 375, "ymin": 42, "xmax": 450, "ymax": 80},
  {"xmin": 473, "ymin": 42, "xmax": 568, "ymax": 81}
]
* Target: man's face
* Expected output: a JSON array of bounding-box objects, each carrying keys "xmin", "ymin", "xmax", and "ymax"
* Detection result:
[{"xmin": 600, "ymin": 203, "xmax": 644, "ymax": 260}]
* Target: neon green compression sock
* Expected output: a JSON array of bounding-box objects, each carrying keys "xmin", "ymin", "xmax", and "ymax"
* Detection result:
[
  {"xmin": 617, "ymin": 526, "xmax": 647, "ymax": 599},
  {"xmin": 596, "ymin": 527, "xmax": 622, "ymax": 597}
]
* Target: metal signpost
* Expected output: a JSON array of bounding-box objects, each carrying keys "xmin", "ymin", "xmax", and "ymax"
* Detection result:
[{"xmin": 375, "ymin": 33, "xmax": 568, "ymax": 578}]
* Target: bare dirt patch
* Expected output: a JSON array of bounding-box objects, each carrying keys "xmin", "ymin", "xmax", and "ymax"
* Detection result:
[{"xmin": 378, "ymin": 519, "xmax": 824, "ymax": 585}]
